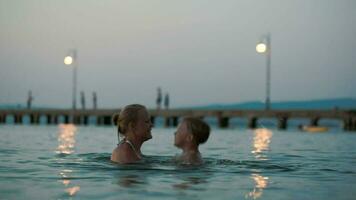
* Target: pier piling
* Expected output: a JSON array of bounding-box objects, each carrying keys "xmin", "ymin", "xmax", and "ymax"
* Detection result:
[
  {"xmin": 278, "ymin": 117, "xmax": 288, "ymax": 130},
  {"xmin": 310, "ymin": 117, "xmax": 319, "ymax": 126},
  {"xmin": 14, "ymin": 115, "xmax": 22, "ymax": 124},
  {"xmin": 172, "ymin": 117, "xmax": 179, "ymax": 127},
  {"xmin": 150, "ymin": 116, "xmax": 155, "ymax": 125},
  {"xmin": 83, "ymin": 116, "xmax": 88, "ymax": 125},
  {"xmin": 248, "ymin": 117, "xmax": 257, "ymax": 129},
  {"xmin": 0, "ymin": 115, "xmax": 4, "ymax": 124},
  {"xmin": 64, "ymin": 115, "xmax": 69, "ymax": 124},
  {"xmin": 164, "ymin": 117, "xmax": 171, "ymax": 127},
  {"xmin": 218, "ymin": 117, "xmax": 229, "ymax": 128}
]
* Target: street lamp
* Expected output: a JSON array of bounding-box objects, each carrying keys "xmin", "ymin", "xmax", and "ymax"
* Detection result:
[
  {"xmin": 64, "ymin": 49, "xmax": 78, "ymax": 110},
  {"xmin": 256, "ymin": 34, "xmax": 271, "ymax": 110}
]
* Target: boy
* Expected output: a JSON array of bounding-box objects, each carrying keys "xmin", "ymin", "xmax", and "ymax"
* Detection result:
[{"xmin": 174, "ymin": 117, "xmax": 210, "ymax": 165}]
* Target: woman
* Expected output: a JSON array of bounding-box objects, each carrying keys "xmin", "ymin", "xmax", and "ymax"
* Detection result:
[{"xmin": 111, "ymin": 104, "xmax": 153, "ymax": 164}]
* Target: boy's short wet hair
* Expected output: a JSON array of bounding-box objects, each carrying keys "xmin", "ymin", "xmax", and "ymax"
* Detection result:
[{"xmin": 182, "ymin": 117, "xmax": 210, "ymax": 145}]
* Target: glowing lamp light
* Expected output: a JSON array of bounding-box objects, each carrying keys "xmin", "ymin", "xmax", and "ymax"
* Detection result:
[
  {"xmin": 64, "ymin": 56, "xmax": 73, "ymax": 65},
  {"xmin": 256, "ymin": 43, "xmax": 267, "ymax": 53}
]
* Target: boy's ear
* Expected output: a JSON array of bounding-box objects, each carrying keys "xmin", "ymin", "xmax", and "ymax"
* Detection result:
[{"xmin": 187, "ymin": 134, "xmax": 194, "ymax": 142}]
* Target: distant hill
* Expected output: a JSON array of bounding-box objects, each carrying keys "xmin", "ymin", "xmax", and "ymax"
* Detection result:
[
  {"xmin": 0, "ymin": 104, "xmax": 25, "ymax": 110},
  {"xmin": 186, "ymin": 98, "xmax": 356, "ymax": 110},
  {"xmin": 1, "ymin": 98, "xmax": 356, "ymax": 110},
  {"xmin": 0, "ymin": 104, "xmax": 61, "ymax": 110}
]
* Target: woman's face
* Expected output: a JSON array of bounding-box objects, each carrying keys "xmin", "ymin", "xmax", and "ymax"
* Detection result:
[
  {"xmin": 174, "ymin": 121, "xmax": 191, "ymax": 148},
  {"xmin": 133, "ymin": 109, "xmax": 153, "ymax": 141}
]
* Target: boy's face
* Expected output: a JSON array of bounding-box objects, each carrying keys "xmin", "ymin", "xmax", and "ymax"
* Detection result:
[{"xmin": 174, "ymin": 121, "xmax": 191, "ymax": 148}]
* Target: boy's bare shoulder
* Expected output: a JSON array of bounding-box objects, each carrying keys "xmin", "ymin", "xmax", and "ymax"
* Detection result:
[{"xmin": 175, "ymin": 153, "xmax": 203, "ymax": 165}]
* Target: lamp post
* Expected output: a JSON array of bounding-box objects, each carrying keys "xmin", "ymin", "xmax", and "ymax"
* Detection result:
[
  {"xmin": 64, "ymin": 49, "xmax": 78, "ymax": 110},
  {"xmin": 256, "ymin": 34, "xmax": 271, "ymax": 110}
]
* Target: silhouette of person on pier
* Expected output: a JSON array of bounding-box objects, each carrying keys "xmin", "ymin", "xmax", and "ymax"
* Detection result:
[
  {"xmin": 92, "ymin": 92, "xmax": 97, "ymax": 109},
  {"xmin": 164, "ymin": 93, "xmax": 170, "ymax": 110},
  {"xmin": 156, "ymin": 87, "xmax": 162, "ymax": 110},
  {"xmin": 27, "ymin": 90, "xmax": 33, "ymax": 109},
  {"xmin": 80, "ymin": 91, "xmax": 86, "ymax": 110}
]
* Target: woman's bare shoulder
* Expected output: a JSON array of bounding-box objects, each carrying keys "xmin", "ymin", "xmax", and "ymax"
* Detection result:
[
  {"xmin": 111, "ymin": 146, "xmax": 120, "ymax": 162},
  {"xmin": 111, "ymin": 143, "xmax": 139, "ymax": 164}
]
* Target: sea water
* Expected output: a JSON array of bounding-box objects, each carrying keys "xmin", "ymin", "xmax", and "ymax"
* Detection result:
[{"xmin": 0, "ymin": 124, "xmax": 355, "ymax": 200}]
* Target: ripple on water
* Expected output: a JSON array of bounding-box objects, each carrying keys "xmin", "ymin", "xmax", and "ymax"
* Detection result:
[{"xmin": 0, "ymin": 148, "xmax": 20, "ymax": 155}]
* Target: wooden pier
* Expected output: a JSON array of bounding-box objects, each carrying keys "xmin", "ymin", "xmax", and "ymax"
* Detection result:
[{"xmin": 0, "ymin": 109, "xmax": 355, "ymax": 131}]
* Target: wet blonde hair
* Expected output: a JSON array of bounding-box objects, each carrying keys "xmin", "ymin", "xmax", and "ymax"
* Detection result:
[
  {"xmin": 112, "ymin": 104, "xmax": 147, "ymax": 136},
  {"xmin": 182, "ymin": 117, "xmax": 210, "ymax": 145}
]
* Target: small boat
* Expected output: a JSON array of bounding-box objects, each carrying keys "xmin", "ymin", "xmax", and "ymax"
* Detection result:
[{"xmin": 300, "ymin": 125, "xmax": 329, "ymax": 133}]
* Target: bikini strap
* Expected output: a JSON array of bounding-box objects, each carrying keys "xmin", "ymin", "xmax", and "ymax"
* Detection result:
[{"xmin": 118, "ymin": 139, "xmax": 142, "ymax": 159}]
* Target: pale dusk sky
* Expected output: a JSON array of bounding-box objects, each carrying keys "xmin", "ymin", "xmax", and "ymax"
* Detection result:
[{"xmin": 0, "ymin": 0, "xmax": 355, "ymax": 108}]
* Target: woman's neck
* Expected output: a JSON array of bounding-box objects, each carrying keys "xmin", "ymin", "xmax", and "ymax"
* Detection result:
[{"xmin": 125, "ymin": 135, "xmax": 143, "ymax": 154}]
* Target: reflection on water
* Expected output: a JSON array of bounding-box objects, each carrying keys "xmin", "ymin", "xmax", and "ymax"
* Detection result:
[
  {"xmin": 246, "ymin": 174, "xmax": 269, "ymax": 199},
  {"xmin": 62, "ymin": 179, "xmax": 70, "ymax": 186},
  {"xmin": 66, "ymin": 186, "xmax": 80, "ymax": 196},
  {"xmin": 252, "ymin": 174, "xmax": 268, "ymax": 189},
  {"xmin": 56, "ymin": 124, "xmax": 80, "ymax": 196},
  {"xmin": 246, "ymin": 128, "xmax": 273, "ymax": 199},
  {"xmin": 59, "ymin": 169, "xmax": 81, "ymax": 196},
  {"xmin": 56, "ymin": 124, "xmax": 77, "ymax": 154},
  {"xmin": 59, "ymin": 169, "xmax": 72, "ymax": 178},
  {"xmin": 173, "ymin": 176, "xmax": 207, "ymax": 190},
  {"xmin": 117, "ymin": 174, "xmax": 146, "ymax": 188},
  {"xmin": 251, "ymin": 128, "xmax": 273, "ymax": 157}
]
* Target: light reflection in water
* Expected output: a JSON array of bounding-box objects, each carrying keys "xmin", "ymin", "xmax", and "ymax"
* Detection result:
[
  {"xmin": 252, "ymin": 174, "xmax": 268, "ymax": 189},
  {"xmin": 62, "ymin": 180, "xmax": 70, "ymax": 186},
  {"xmin": 117, "ymin": 175, "xmax": 145, "ymax": 188},
  {"xmin": 59, "ymin": 169, "xmax": 81, "ymax": 196},
  {"xmin": 57, "ymin": 125, "xmax": 80, "ymax": 196},
  {"xmin": 66, "ymin": 186, "xmax": 80, "ymax": 196},
  {"xmin": 246, "ymin": 128, "xmax": 273, "ymax": 199},
  {"xmin": 172, "ymin": 176, "xmax": 207, "ymax": 190},
  {"xmin": 251, "ymin": 128, "xmax": 273, "ymax": 155},
  {"xmin": 56, "ymin": 124, "xmax": 77, "ymax": 154},
  {"xmin": 246, "ymin": 174, "xmax": 269, "ymax": 199}
]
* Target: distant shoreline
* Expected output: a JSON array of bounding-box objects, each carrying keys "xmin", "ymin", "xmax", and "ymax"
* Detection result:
[{"xmin": 1, "ymin": 98, "xmax": 355, "ymax": 110}]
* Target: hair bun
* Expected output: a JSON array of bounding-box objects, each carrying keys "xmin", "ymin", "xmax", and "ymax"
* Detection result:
[{"xmin": 112, "ymin": 113, "xmax": 119, "ymax": 125}]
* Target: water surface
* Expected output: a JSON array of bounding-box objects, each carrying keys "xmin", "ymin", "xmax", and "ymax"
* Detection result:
[{"xmin": 0, "ymin": 125, "xmax": 355, "ymax": 199}]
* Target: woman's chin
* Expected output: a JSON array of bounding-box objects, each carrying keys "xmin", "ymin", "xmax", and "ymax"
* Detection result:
[{"xmin": 144, "ymin": 133, "xmax": 152, "ymax": 141}]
